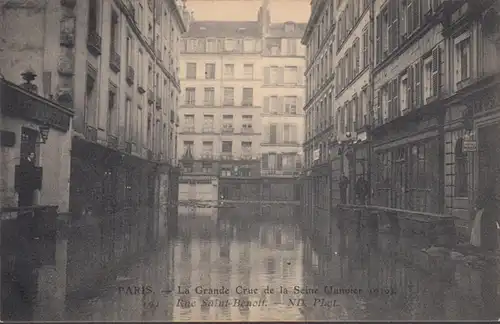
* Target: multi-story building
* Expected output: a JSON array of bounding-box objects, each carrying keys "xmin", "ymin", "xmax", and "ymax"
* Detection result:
[
  {"xmin": 260, "ymin": 0, "xmax": 306, "ymax": 200},
  {"xmin": 178, "ymin": 20, "xmax": 263, "ymax": 213},
  {"xmin": 301, "ymin": 0, "xmax": 337, "ymax": 237},
  {"xmin": 370, "ymin": 0, "xmax": 500, "ymax": 237},
  {"xmin": 1, "ymin": 0, "xmax": 189, "ymax": 303}
]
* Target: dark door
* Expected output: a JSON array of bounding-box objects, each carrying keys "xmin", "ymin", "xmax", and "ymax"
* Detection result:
[{"xmin": 479, "ymin": 124, "xmax": 500, "ymax": 197}]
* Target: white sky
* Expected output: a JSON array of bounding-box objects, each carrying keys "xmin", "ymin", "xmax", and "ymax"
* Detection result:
[{"xmin": 185, "ymin": 0, "xmax": 311, "ymax": 23}]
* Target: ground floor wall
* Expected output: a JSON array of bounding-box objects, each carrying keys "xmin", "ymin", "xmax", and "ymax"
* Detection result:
[{"xmin": 66, "ymin": 138, "xmax": 177, "ymax": 295}]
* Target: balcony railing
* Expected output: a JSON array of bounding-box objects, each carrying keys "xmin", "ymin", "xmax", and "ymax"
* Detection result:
[
  {"xmin": 107, "ymin": 134, "xmax": 118, "ymax": 149},
  {"xmin": 182, "ymin": 126, "xmax": 195, "ymax": 133},
  {"xmin": 84, "ymin": 124, "xmax": 98, "ymax": 142},
  {"xmin": 202, "ymin": 127, "xmax": 214, "ymax": 133},
  {"xmin": 241, "ymin": 127, "xmax": 254, "ymax": 134},
  {"xmin": 201, "ymin": 152, "xmax": 214, "ymax": 160},
  {"xmin": 147, "ymin": 89, "xmax": 154, "ymax": 104},
  {"xmin": 261, "ymin": 169, "xmax": 301, "ymax": 176},
  {"xmin": 109, "ymin": 49, "xmax": 121, "ymax": 73},
  {"xmin": 221, "ymin": 126, "xmax": 234, "ymax": 133},
  {"xmin": 240, "ymin": 153, "xmax": 254, "ymax": 160},
  {"xmin": 87, "ymin": 30, "xmax": 102, "ymax": 56},
  {"xmin": 262, "ymin": 140, "xmax": 300, "ymax": 145},
  {"xmin": 242, "ymin": 101, "xmax": 253, "ymax": 107},
  {"xmin": 220, "ymin": 152, "xmax": 233, "ymax": 160},
  {"xmin": 126, "ymin": 66, "xmax": 135, "ymax": 85}
]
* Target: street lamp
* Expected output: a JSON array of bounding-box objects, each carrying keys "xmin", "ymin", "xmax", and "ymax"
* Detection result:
[{"xmin": 36, "ymin": 124, "xmax": 50, "ymax": 144}]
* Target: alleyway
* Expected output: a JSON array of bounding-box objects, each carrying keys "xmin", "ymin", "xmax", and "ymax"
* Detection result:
[{"xmin": 62, "ymin": 205, "xmax": 500, "ymax": 321}]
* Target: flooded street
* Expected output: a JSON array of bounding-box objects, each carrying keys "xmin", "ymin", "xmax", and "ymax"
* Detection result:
[{"xmin": 64, "ymin": 205, "xmax": 500, "ymax": 321}]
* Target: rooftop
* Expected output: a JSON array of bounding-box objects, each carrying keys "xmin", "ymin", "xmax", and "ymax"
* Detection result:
[{"xmin": 184, "ymin": 21, "xmax": 262, "ymax": 38}]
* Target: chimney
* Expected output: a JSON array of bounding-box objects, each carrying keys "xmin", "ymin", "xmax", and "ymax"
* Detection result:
[{"xmin": 260, "ymin": 0, "xmax": 271, "ymax": 36}]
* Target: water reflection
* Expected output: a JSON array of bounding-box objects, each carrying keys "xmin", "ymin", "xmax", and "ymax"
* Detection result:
[
  {"xmin": 64, "ymin": 205, "xmax": 500, "ymax": 321},
  {"xmin": 302, "ymin": 219, "xmax": 500, "ymax": 321}
]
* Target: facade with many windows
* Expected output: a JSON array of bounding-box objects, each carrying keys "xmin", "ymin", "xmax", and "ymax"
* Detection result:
[
  {"xmin": 301, "ymin": 0, "xmax": 337, "ymax": 239},
  {"xmin": 371, "ymin": 0, "xmax": 500, "ymax": 236},
  {"xmin": 178, "ymin": 1, "xmax": 306, "ymax": 206},
  {"xmin": 179, "ymin": 20, "xmax": 263, "ymax": 208}
]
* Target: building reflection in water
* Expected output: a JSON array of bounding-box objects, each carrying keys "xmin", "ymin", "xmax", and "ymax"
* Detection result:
[{"xmin": 301, "ymin": 218, "xmax": 500, "ymax": 321}]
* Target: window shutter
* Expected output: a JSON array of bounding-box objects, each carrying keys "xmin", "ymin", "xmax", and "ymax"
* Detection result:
[
  {"xmin": 376, "ymin": 90, "xmax": 382, "ymax": 124},
  {"xmin": 278, "ymin": 67, "xmax": 285, "ymax": 84},
  {"xmin": 297, "ymin": 96, "xmax": 303, "ymax": 113},
  {"xmin": 414, "ymin": 0, "xmax": 421, "ymax": 29},
  {"xmin": 407, "ymin": 1, "xmax": 413, "ymax": 34},
  {"xmin": 376, "ymin": 14, "xmax": 382, "ymax": 64},
  {"xmin": 359, "ymin": 93, "xmax": 364, "ymax": 126},
  {"xmin": 298, "ymin": 66, "xmax": 304, "ymax": 85},
  {"xmin": 262, "ymin": 153, "xmax": 269, "ymax": 169},
  {"xmin": 278, "ymin": 96, "xmax": 284, "ymax": 114},
  {"xmin": 264, "ymin": 125, "xmax": 271, "ymax": 143},
  {"xmin": 264, "ymin": 67, "xmax": 270, "ymax": 84},
  {"xmin": 388, "ymin": 5, "xmax": 393, "ymax": 52},
  {"xmin": 277, "ymin": 154, "xmax": 283, "ymax": 170},
  {"xmin": 414, "ymin": 60, "xmax": 422, "ymax": 108},
  {"xmin": 263, "ymin": 96, "xmax": 270, "ymax": 113},
  {"xmin": 431, "ymin": 46, "xmax": 440, "ymax": 97},
  {"xmin": 276, "ymin": 124, "xmax": 282, "ymax": 143},
  {"xmin": 387, "ymin": 83, "xmax": 393, "ymax": 120},
  {"xmin": 291, "ymin": 125, "xmax": 298, "ymax": 142},
  {"xmin": 407, "ymin": 65, "xmax": 414, "ymax": 110},
  {"xmin": 393, "ymin": 79, "xmax": 399, "ymax": 118}
]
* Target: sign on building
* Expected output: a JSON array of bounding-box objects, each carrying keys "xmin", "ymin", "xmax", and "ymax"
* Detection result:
[{"xmin": 462, "ymin": 140, "xmax": 477, "ymax": 152}]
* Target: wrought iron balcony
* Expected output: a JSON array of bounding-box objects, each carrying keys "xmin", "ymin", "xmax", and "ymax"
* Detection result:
[
  {"xmin": 241, "ymin": 127, "xmax": 254, "ymax": 134},
  {"xmin": 240, "ymin": 153, "xmax": 254, "ymax": 160},
  {"xmin": 202, "ymin": 127, "xmax": 214, "ymax": 133},
  {"xmin": 220, "ymin": 152, "xmax": 233, "ymax": 160},
  {"xmin": 126, "ymin": 66, "xmax": 135, "ymax": 85},
  {"xmin": 182, "ymin": 126, "xmax": 195, "ymax": 133},
  {"xmin": 87, "ymin": 30, "xmax": 102, "ymax": 56},
  {"xmin": 201, "ymin": 152, "xmax": 214, "ymax": 160},
  {"xmin": 107, "ymin": 134, "xmax": 118, "ymax": 149},
  {"xmin": 261, "ymin": 169, "xmax": 300, "ymax": 177},
  {"xmin": 84, "ymin": 124, "xmax": 97, "ymax": 142},
  {"xmin": 221, "ymin": 126, "xmax": 234, "ymax": 133},
  {"xmin": 109, "ymin": 49, "xmax": 121, "ymax": 73},
  {"xmin": 147, "ymin": 89, "xmax": 154, "ymax": 104},
  {"xmin": 242, "ymin": 101, "xmax": 253, "ymax": 107}
]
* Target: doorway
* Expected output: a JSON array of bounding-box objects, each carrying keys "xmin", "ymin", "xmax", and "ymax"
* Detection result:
[{"xmin": 478, "ymin": 123, "xmax": 500, "ymax": 197}]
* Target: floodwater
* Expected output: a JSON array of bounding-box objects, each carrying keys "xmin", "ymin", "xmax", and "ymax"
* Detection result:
[{"xmin": 64, "ymin": 205, "xmax": 500, "ymax": 321}]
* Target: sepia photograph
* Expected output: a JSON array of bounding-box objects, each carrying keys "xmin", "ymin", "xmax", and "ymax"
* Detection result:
[{"xmin": 0, "ymin": 0, "xmax": 500, "ymax": 321}]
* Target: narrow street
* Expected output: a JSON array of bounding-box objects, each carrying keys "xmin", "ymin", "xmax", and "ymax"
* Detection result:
[{"xmin": 62, "ymin": 205, "xmax": 500, "ymax": 321}]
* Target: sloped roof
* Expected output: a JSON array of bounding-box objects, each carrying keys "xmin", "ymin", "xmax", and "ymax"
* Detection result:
[
  {"xmin": 268, "ymin": 22, "xmax": 307, "ymax": 38},
  {"xmin": 184, "ymin": 21, "xmax": 262, "ymax": 38}
]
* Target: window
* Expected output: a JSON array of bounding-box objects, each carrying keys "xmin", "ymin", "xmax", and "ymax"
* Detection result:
[
  {"xmin": 185, "ymin": 87, "xmax": 195, "ymax": 105},
  {"xmin": 284, "ymin": 124, "xmax": 298, "ymax": 143},
  {"xmin": 268, "ymin": 66, "xmax": 280, "ymax": 85},
  {"xmin": 137, "ymin": 51, "xmax": 143, "ymax": 86},
  {"xmin": 202, "ymin": 141, "xmax": 213, "ymax": 154},
  {"xmin": 284, "ymin": 96, "xmax": 297, "ymax": 114},
  {"xmin": 224, "ymin": 39, "xmax": 235, "ymax": 51},
  {"xmin": 125, "ymin": 35, "xmax": 132, "ymax": 69},
  {"xmin": 184, "ymin": 114, "xmax": 194, "ymax": 126},
  {"xmin": 282, "ymin": 154, "xmax": 296, "ymax": 170},
  {"xmin": 222, "ymin": 115, "xmax": 233, "ymax": 131},
  {"xmin": 88, "ymin": 0, "xmax": 99, "ymax": 35},
  {"xmin": 243, "ymin": 64, "xmax": 254, "ymax": 79},
  {"xmin": 207, "ymin": 39, "xmax": 217, "ymax": 52},
  {"xmin": 241, "ymin": 141, "xmax": 252, "ymax": 152},
  {"xmin": 110, "ymin": 11, "xmax": 119, "ymax": 53},
  {"xmin": 222, "ymin": 141, "xmax": 232, "ymax": 153},
  {"xmin": 223, "ymin": 87, "xmax": 234, "ymax": 106},
  {"xmin": 353, "ymin": 37, "xmax": 360, "ymax": 75},
  {"xmin": 183, "ymin": 140, "xmax": 194, "ymax": 154},
  {"xmin": 284, "ymin": 66, "xmax": 298, "ymax": 84},
  {"xmin": 269, "ymin": 96, "xmax": 279, "ymax": 114},
  {"xmin": 400, "ymin": 75, "xmax": 408, "ymax": 113},
  {"xmin": 286, "ymin": 39, "xmax": 297, "ymax": 55},
  {"xmin": 187, "ymin": 39, "xmax": 198, "ymax": 51},
  {"xmin": 455, "ymin": 138, "xmax": 468, "ymax": 197},
  {"xmin": 224, "ymin": 64, "xmax": 234, "ymax": 78},
  {"xmin": 107, "ymin": 88, "xmax": 116, "ymax": 134},
  {"xmin": 205, "ymin": 63, "xmax": 215, "ymax": 79},
  {"xmin": 125, "ymin": 98, "xmax": 132, "ymax": 141},
  {"xmin": 202, "ymin": 162, "xmax": 213, "ymax": 173},
  {"xmin": 203, "ymin": 87, "xmax": 214, "ymax": 106},
  {"xmin": 422, "ymin": 57, "xmax": 432, "ymax": 101},
  {"xmin": 243, "ymin": 39, "xmax": 255, "ymax": 52},
  {"xmin": 202, "ymin": 115, "xmax": 214, "ymax": 132},
  {"xmin": 242, "ymin": 115, "xmax": 253, "ymax": 132},
  {"xmin": 269, "ymin": 124, "xmax": 277, "ymax": 143},
  {"xmin": 455, "ymin": 33, "xmax": 471, "ymax": 85},
  {"xmin": 137, "ymin": 105, "xmax": 143, "ymax": 146},
  {"xmin": 242, "ymin": 88, "xmax": 253, "ymax": 106},
  {"xmin": 186, "ymin": 63, "xmax": 196, "ymax": 79}
]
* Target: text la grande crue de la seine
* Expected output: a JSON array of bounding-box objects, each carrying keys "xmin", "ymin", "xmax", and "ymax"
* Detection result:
[{"xmin": 177, "ymin": 285, "xmax": 365, "ymax": 295}]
